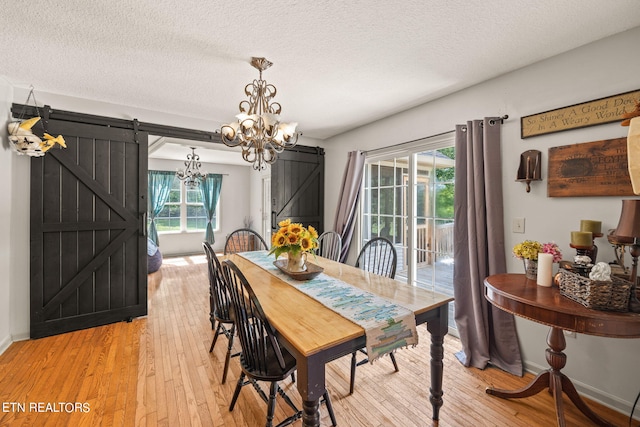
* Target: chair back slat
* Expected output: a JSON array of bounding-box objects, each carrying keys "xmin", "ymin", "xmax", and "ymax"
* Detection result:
[
  {"xmin": 224, "ymin": 228, "xmax": 268, "ymax": 254},
  {"xmin": 222, "ymin": 259, "xmax": 286, "ymax": 374},
  {"xmin": 355, "ymin": 237, "xmax": 397, "ymax": 279},
  {"xmin": 317, "ymin": 231, "xmax": 342, "ymax": 261}
]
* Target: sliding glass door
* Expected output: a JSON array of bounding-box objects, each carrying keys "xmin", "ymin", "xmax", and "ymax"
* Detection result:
[{"xmin": 362, "ymin": 137, "xmax": 456, "ymax": 333}]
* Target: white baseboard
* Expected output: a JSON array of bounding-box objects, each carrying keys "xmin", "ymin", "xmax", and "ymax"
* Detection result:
[
  {"xmin": 12, "ymin": 332, "xmax": 29, "ymax": 342},
  {"xmin": 0, "ymin": 334, "xmax": 11, "ymax": 356},
  {"xmin": 524, "ymin": 361, "xmax": 638, "ymax": 420},
  {"xmin": 0, "ymin": 332, "xmax": 29, "ymax": 356}
]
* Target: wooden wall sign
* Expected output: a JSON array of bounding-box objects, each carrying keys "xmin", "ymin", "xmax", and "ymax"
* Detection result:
[
  {"xmin": 522, "ymin": 89, "xmax": 640, "ymax": 138},
  {"xmin": 548, "ymin": 137, "xmax": 634, "ymax": 197}
]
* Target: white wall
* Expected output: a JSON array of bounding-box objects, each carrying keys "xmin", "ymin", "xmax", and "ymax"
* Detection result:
[
  {"xmin": 0, "ymin": 79, "xmax": 32, "ymax": 349},
  {"xmin": 0, "ymin": 78, "xmax": 14, "ymax": 352},
  {"xmin": 323, "ymin": 26, "xmax": 640, "ymax": 414},
  {"xmin": 148, "ymin": 157, "xmax": 253, "ymax": 255},
  {"xmin": 249, "ymin": 166, "xmax": 271, "ymax": 241}
]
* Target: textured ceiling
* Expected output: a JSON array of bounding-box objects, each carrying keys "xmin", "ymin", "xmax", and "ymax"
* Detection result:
[{"xmin": 1, "ymin": 0, "xmax": 639, "ymax": 142}]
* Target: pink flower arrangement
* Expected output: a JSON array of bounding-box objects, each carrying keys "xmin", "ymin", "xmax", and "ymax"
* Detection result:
[
  {"xmin": 513, "ymin": 240, "xmax": 563, "ymax": 262},
  {"xmin": 541, "ymin": 242, "xmax": 562, "ymax": 263}
]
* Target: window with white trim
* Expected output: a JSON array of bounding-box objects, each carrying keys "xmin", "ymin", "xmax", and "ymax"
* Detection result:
[{"xmin": 155, "ymin": 176, "xmax": 216, "ymax": 233}]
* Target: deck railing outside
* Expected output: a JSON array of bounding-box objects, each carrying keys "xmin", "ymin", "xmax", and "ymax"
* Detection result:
[{"xmin": 415, "ymin": 222, "xmax": 454, "ymax": 265}]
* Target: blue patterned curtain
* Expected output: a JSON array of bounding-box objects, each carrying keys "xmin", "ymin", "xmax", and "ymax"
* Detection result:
[
  {"xmin": 148, "ymin": 170, "xmax": 175, "ymax": 245},
  {"xmin": 200, "ymin": 174, "xmax": 223, "ymax": 244}
]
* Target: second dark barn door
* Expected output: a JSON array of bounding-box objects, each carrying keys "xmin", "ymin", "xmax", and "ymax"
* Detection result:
[
  {"xmin": 30, "ymin": 119, "xmax": 148, "ymax": 339},
  {"xmin": 271, "ymin": 145, "xmax": 325, "ymax": 233}
]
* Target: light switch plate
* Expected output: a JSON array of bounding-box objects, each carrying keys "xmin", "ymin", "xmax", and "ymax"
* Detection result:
[{"xmin": 512, "ymin": 217, "xmax": 525, "ymax": 233}]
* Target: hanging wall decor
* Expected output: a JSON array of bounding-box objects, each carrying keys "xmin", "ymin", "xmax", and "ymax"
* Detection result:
[
  {"xmin": 521, "ymin": 89, "xmax": 640, "ymax": 139},
  {"xmin": 516, "ymin": 149, "xmax": 542, "ymax": 192},
  {"xmin": 547, "ymin": 137, "xmax": 634, "ymax": 197},
  {"xmin": 7, "ymin": 87, "xmax": 66, "ymax": 157}
]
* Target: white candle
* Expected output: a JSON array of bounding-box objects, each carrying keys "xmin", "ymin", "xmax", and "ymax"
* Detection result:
[{"xmin": 537, "ymin": 253, "xmax": 553, "ymax": 287}]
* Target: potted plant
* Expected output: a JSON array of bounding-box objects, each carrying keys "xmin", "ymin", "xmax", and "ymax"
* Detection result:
[
  {"xmin": 269, "ymin": 219, "xmax": 319, "ymax": 272},
  {"xmin": 513, "ymin": 240, "xmax": 562, "ymax": 279}
]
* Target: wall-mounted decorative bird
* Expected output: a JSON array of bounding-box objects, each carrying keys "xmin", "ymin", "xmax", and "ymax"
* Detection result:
[
  {"xmin": 41, "ymin": 133, "xmax": 66, "ymax": 152},
  {"xmin": 7, "ymin": 116, "xmax": 66, "ymax": 157}
]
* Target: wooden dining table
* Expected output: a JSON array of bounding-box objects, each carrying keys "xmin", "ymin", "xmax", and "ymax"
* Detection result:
[{"xmin": 226, "ymin": 253, "xmax": 453, "ymax": 427}]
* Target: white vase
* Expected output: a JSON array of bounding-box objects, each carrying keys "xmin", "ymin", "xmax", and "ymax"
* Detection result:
[{"xmin": 287, "ymin": 251, "xmax": 307, "ymax": 272}]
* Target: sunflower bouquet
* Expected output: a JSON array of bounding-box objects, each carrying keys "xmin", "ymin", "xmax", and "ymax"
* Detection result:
[{"xmin": 269, "ymin": 219, "xmax": 319, "ymax": 259}]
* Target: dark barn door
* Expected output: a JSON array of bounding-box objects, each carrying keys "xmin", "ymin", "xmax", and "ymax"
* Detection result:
[
  {"xmin": 30, "ymin": 119, "xmax": 148, "ymax": 339},
  {"xmin": 271, "ymin": 145, "xmax": 325, "ymax": 233}
]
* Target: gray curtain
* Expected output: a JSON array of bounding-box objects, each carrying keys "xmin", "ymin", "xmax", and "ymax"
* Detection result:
[
  {"xmin": 333, "ymin": 151, "xmax": 365, "ymax": 263},
  {"xmin": 453, "ymin": 118, "xmax": 523, "ymax": 377},
  {"xmin": 200, "ymin": 174, "xmax": 223, "ymax": 244}
]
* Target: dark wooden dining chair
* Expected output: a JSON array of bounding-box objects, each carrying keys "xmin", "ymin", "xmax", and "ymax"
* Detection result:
[
  {"xmin": 355, "ymin": 236, "xmax": 398, "ymax": 278},
  {"xmin": 222, "ymin": 259, "xmax": 337, "ymax": 427},
  {"xmin": 223, "ymin": 228, "xmax": 268, "ymax": 255},
  {"xmin": 350, "ymin": 236, "xmax": 399, "ymax": 394},
  {"xmin": 317, "ymin": 231, "xmax": 342, "ymax": 262},
  {"xmin": 202, "ymin": 241, "xmax": 238, "ymax": 384}
]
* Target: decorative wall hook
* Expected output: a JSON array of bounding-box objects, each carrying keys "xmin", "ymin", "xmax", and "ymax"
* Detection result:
[{"xmin": 516, "ymin": 149, "xmax": 542, "ymax": 192}]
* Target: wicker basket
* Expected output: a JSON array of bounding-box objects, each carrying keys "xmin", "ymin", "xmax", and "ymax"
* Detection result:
[{"xmin": 556, "ymin": 269, "xmax": 631, "ymax": 312}]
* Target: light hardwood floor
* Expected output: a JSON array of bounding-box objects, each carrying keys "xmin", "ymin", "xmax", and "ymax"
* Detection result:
[{"xmin": 0, "ymin": 254, "xmax": 631, "ymax": 427}]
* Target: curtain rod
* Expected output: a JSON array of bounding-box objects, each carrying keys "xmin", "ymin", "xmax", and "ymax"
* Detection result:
[
  {"xmin": 364, "ymin": 129, "xmax": 455, "ymax": 156},
  {"xmin": 364, "ymin": 115, "xmax": 509, "ymax": 156},
  {"xmin": 491, "ymin": 115, "xmax": 509, "ymax": 125}
]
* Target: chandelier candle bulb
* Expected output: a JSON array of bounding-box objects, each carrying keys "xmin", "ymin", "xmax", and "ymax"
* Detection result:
[
  {"xmin": 580, "ymin": 220, "xmax": 602, "ymax": 235},
  {"xmin": 570, "ymin": 231, "xmax": 593, "ymax": 247},
  {"xmin": 536, "ymin": 253, "xmax": 554, "ymax": 287}
]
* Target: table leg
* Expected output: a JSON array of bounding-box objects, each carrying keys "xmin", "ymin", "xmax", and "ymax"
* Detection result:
[
  {"xmin": 486, "ymin": 327, "xmax": 616, "ymax": 427},
  {"xmin": 301, "ymin": 400, "xmax": 320, "ymax": 427},
  {"xmin": 427, "ymin": 305, "xmax": 449, "ymax": 423},
  {"xmin": 295, "ymin": 354, "xmax": 324, "ymax": 427},
  {"xmin": 487, "ymin": 370, "xmax": 550, "ymax": 399},
  {"xmin": 560, "ymin": 374, "xmax": 617, "ymax": 427}
]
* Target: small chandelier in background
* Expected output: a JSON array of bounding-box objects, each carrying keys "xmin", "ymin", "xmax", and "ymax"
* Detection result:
[
  {"xmin": 176, "ymin": 147, "xmax": 206, "ymax": 188},
  {"xmin": 220, "ymin": 57, "xmax": 299, "ymax": 170}
]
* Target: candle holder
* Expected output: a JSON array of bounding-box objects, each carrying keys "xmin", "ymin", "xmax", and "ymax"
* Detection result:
[
  {"xmin": 569, "ymin": 243, "xmax": 593, "ymax": 277},
  {"xmin": 570, "ymin": 243, "xmax": 593, "ymax": 257},
  {"xmin": 516, "ymin": 150, "xmax": 541, "ymax": 193}
]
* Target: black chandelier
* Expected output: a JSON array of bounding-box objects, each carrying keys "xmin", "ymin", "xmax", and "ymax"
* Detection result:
[
  {"xmin": 176, "ymin": 147, "xmax": 205, "ymax": 188},
  {"xmin": 220, "ymin": 57, "xmax": 299, "ymax": 170}
]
